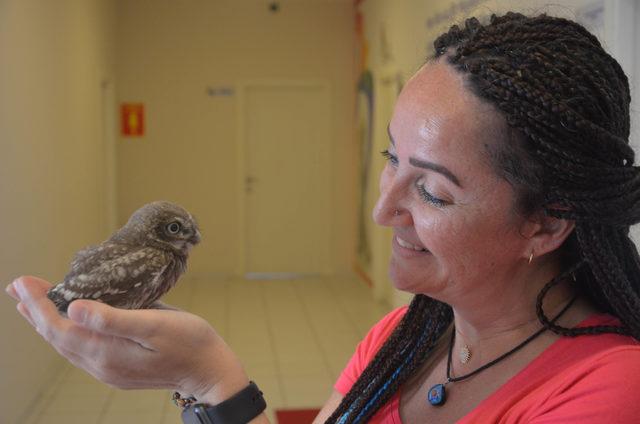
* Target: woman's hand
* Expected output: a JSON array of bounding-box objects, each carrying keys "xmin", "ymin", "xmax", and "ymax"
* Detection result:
[{"xmin": 5, "ymin": 276, "xmax": 250, "ymax": 404}]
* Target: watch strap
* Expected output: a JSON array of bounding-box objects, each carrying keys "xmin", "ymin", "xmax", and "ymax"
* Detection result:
[{"xmin": 182, "ymin": 381, "xmax": 267, "ymax": 424}]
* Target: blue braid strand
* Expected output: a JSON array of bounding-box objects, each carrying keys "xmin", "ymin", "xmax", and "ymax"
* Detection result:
[{"xmin": 338, "ymin": 325, "xmax": 431, "ymax": 424}]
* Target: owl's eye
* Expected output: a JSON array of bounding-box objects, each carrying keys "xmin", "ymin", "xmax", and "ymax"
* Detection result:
[{"xmin": 166, "ymin": 222, "xmax": 182, "ymax": 234}]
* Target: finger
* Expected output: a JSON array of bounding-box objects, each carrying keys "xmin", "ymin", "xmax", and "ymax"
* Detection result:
[
  {"xmin": 13, "ymin": 275, "xmax": 53, "ymax": 295},
  {"xmin": 5, "ymin": 282, "xmax": 19, "ymax": 301},
  {"xmin": 12, "ymin": 279, "xmax": 98, "ymax": 355},
  {"xmin": 67, "ymin": 300, "xmax": 161, "ymax": 345},
  {"xmin": 148, "ymin": 301, "xmax": 182, "ymax": 311},
  {"xmin": 16, "ymin": 302, "xmax": 35, "ymax": 327},
  {"xmin": 14, "ymin": 277, "xmax": 66, "ymax": 338},
  {"xmin": 6, "ymin": 275, "xmax": 51, "ymax": 302},
  {"xmin": 12, "ymin": 278, "xmax": 104, "ymax": 361}
]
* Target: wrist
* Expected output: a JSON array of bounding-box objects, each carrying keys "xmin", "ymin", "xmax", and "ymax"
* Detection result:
[
  {"xmin": 183, "ymin": 333, "xmax": 249, "ymax": 404},
  {"xmin": 197, "ymin": 374, "xmax": 251, "ymax": 405},
  {"xmin": 180, "ymin": 381, "xmax": 268, "ymax": 424}
]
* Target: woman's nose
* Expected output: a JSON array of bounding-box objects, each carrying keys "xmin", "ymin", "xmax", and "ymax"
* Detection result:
[{"xmin": 372, "ymin": 174, "xmax": 410, "ymax": 227}]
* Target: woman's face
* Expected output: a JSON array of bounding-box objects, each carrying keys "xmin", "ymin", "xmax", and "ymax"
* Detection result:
[{"xmin": 373, "ymin": 61, "xmax": 533, "ymax": 305}]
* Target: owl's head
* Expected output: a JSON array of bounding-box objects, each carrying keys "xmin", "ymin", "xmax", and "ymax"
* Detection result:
[{"xmin": 119, "ymin": 201, "xmax": 201, "ymax": 255}]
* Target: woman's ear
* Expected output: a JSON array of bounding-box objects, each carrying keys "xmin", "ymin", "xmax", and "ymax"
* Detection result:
[{"xmin": 519, "ymin": 210, "xmax": 575, "ymax": 258}]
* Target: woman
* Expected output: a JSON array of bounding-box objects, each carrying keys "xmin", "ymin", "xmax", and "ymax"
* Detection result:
[{"xmin": 6, "ymin": 12, "xmax": 640, "ymax": 423}]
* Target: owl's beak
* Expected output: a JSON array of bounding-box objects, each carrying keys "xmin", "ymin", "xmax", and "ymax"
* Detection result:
[{"xmin": 190, "ymin": 229, "xmax": 202, "ymax": 245}]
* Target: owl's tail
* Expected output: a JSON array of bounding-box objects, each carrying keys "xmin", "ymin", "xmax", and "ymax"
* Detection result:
[{"xmin": 47, "ymin": 285, "xmax": 71, "ymax": 313}]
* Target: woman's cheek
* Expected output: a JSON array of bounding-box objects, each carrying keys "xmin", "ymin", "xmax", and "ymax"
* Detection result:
[{"xmin": 417, "ymin": 213, "xmax": 463, "ymax": 248}]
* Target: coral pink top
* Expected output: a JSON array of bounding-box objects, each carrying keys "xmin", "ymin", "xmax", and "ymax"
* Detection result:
[{"xmin": 335, "ymin": 306, "xmax": 640, "ymax": 423}]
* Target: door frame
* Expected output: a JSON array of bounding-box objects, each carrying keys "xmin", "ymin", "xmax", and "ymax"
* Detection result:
[
  {"xmin": 101, "ymin": 78, "xmax": 118, "ymax": 236},
  {"xmin": 235, "ymin": 79, "xmax": 334, "ymax": 277}
]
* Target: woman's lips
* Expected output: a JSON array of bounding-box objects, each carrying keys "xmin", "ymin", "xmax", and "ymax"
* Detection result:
[{"xmin": 394, "ymin": 235, "xmax": 430, "ymax": 253}]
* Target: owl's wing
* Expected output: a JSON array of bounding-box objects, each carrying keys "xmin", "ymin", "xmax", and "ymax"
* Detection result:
[
  {"xmin": 58, "ymin": 247, "xmax": 170, "ymax": 302},
  {"xmin": 68, "ymin": 243, "xmax": 136, "ymax": 276}
]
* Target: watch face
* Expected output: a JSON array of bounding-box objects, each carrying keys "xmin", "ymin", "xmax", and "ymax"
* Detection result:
[{"xmin": 181, "ymin": 405, "xmax": 214, "ymax": 424}]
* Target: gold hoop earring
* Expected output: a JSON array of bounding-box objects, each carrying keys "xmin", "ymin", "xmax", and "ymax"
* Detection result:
[{"xmin": 528, "ymin": 251, "xmax": 534, "ymax": 265}]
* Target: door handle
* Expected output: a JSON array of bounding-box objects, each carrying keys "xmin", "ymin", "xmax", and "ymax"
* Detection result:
[{"xmin": 245, "ymin": 176, "xmax": 257, "ymax": 193}]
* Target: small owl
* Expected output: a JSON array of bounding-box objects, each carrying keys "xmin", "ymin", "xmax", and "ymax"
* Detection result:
[{"xmin": 47, "ymin": 201, "xmax": 201, "ymax": 312}]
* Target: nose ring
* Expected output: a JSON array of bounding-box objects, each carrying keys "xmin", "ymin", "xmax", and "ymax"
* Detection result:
[{"xmin": 394, "ymin": 209, "xmax": 400, "ymax": 216}]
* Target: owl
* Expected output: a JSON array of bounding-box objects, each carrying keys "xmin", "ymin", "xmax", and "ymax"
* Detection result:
[{"xmin": 47, "ymin": 201, "xmax": 201, "ymax": 312}]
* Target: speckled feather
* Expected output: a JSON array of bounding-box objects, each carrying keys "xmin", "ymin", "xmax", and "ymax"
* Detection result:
[{"xmin": 47, "ymin": 201, "xmax": 200, "ymax": 312}]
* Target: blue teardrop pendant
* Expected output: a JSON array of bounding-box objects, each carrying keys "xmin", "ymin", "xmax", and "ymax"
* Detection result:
[{"xmin": 427, "ymin": 383, "xmax": 447, "ymax": 406}]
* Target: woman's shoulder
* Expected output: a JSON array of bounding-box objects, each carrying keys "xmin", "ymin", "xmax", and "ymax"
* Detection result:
[
  {"xmin": 553, "ymin": 312, "xmax": 640, "ymax": 383},
  {"xmin": 525, "ymin": 312, "xmax": 640, "ymax": 383},
  {"xmin": 525, "ymin": 335, "xmax": 640, "ymax": 423},
  {"xmin": 462, "ymin": 313, "xmax": 640, "ymax": 423},
  {"xmin": 561, "ymin": 312, "xmax": 640, "ymax": 357}
]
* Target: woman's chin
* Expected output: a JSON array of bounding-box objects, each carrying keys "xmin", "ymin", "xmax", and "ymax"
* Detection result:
[
  {"xmin": 389, "ymin": 260, "xmax": 445, "ymax": 297},
  {"xmin": 390, "ymin": 271, "xmax": 432, "ymax": 295}
]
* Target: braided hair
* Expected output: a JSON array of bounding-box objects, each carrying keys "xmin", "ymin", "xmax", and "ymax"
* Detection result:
[{"xmin": 327, "ymin": 12, "xmax": 640, "ymax": 423}]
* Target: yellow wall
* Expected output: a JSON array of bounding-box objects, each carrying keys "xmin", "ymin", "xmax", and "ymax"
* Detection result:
[
  {"xmin": 114, "ymin": 0, "xmax": 356, "ymax": 279},
  {"xmin": 0, "ymin": 3, "xmax": 355, "ymax": 420},
  {"xmin": 0, "ymin": 0, "xmax": 116, "ymax": 422}
]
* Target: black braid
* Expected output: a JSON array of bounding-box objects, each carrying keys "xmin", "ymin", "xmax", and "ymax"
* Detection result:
[
  {"xmin": 433, "ymin": 13, "xmax": 640, "ymax": 339},
  {"xmin": 327, "ymin": 12, "xmax": 640, "ymax": 423},
  {"xmin": 326, "ymin": 296, "xmax": 452, "ymax": 424}
]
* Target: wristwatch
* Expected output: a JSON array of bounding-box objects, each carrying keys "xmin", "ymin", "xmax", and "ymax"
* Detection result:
[{"xmin": 181, "ymin": 381, "xmax": 267, "ymax": 424}]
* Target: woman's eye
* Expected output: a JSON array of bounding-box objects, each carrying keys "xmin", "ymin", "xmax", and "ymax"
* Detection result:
[
  {"xmin": 416, "ymin": 184, "xmax": 447, "ymax": 207},
  {"xmin": 166, "ymin": 222, "xmax": 182, "ymax": 234},
  {"xmin": 381, "ymin": 149, "xmax": 398, "ymax": 166}
]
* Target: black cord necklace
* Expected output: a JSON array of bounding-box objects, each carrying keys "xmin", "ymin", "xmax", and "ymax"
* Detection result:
[{"xmin": 427, "ymin": 295, "xmax": 578, "ymax": 406}]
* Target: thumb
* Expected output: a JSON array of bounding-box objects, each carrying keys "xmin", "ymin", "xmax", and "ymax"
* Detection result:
[{"xmin": 67, "ymin": 299, "xmax": 159, "ymax": 342}]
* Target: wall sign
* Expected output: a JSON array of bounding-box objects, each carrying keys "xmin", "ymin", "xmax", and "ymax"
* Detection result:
[{"xmin": 121, "ymin": 103, "xmax": 144, "ymax": 137}]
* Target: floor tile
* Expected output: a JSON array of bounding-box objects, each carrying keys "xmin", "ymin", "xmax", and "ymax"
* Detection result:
[
  {"xmin": 99, "ymin": 411, "xmax": 165, "ymax": 424},
  {"xmin": 43, "ymin": 383, "xmax": 112, "ymax": 413},
  {"xmin": 103, "ymin": 389, "xmax": 168, "ymax": 414},
  {"xmin": 35, "ymin": 413, "xmax": 100, "ymax": 424}
]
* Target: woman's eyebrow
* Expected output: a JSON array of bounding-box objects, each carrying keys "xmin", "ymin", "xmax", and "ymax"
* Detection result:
[
  {"xmin": 387, "ymin": 124, "xmax": 462, "ymax": 188},
  {"xmin": 409, "ymin": 157, "xmax": 462, "ymax": 188}
]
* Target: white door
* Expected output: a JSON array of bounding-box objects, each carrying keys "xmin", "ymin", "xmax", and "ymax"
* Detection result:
[{"xmin": 240, "ymin": 82, "xmax": 332, "ymax": 278}]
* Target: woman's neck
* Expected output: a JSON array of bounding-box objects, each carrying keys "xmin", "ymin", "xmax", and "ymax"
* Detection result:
[{"xmin": 449, "ymin": 260, "xmax": 576, "ymax": 350}]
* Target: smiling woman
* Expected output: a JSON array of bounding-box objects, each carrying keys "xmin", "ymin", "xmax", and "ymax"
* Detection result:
[
  {"xmin": 374, "ymin": 63, "xmax": 538, "ymax": 300},
  {"xmin": 5, "ymin": 11, "xmax": 640, "ymax": 424},
  {"xmin": 323, "ymin": 12, "xmax": 640, "ymax": 424}
]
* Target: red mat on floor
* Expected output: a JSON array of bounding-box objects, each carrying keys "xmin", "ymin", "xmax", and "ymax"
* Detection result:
[{"xmin": 276, "ymin": 408, "xmax": 321, "ymax": 424}]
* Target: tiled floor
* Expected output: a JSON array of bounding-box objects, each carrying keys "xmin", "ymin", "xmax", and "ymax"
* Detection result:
[{"xmin": 25, "ymin": 276, "xmax": 393, "ymax": 424}]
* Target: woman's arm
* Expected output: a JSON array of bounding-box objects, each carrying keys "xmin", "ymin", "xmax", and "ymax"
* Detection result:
[
  {"xmin": 313, "ymin": 389, "xmax": 344, "ymax": 424},
  {"xmin": 5, "ymin": 276, "xmax": 270, "ymax": 422}
]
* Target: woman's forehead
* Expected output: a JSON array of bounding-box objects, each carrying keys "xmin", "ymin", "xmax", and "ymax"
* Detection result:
[
  {"xmin": 389, "ymin": 61, "xmax": 508, "ymax": 187},
  {"xmin": 394, "ymin": 62, "xmax": 504, "ymax": 151}
]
